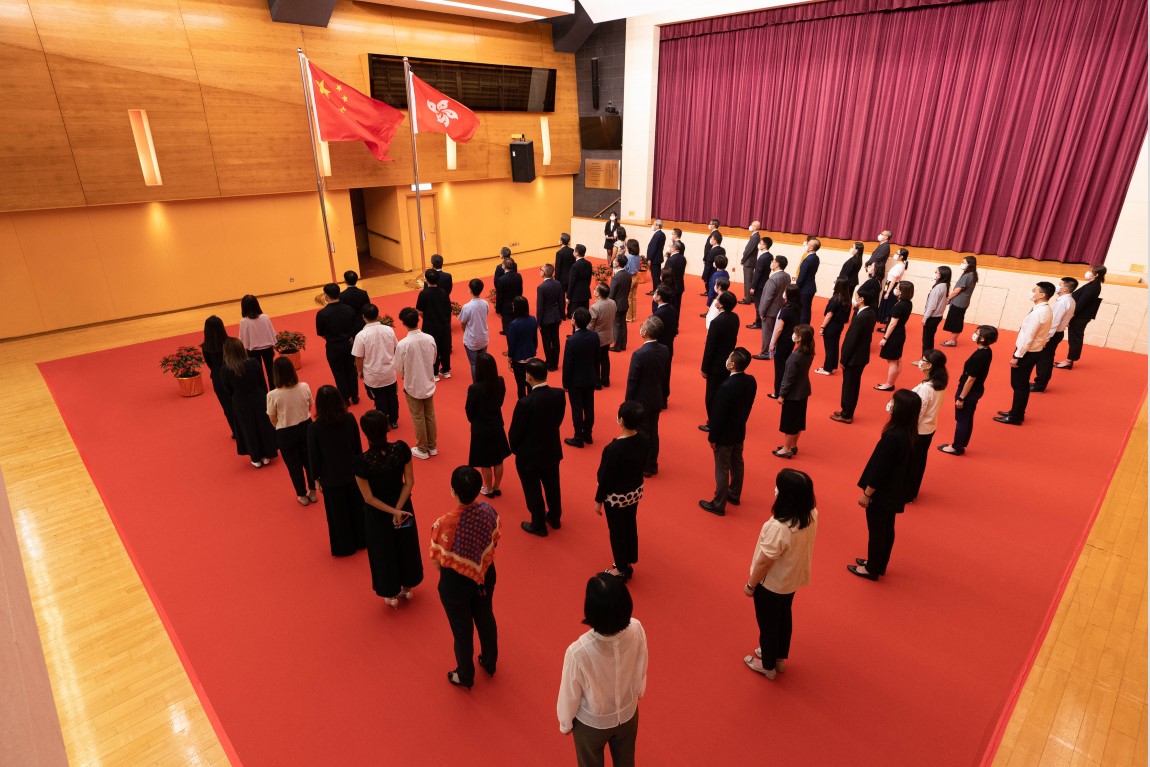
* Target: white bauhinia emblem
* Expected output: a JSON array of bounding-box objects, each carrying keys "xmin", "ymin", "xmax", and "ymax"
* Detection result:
[{"xmin": 426, "ymin": 99, "xmax": 458, "ymax": 127}]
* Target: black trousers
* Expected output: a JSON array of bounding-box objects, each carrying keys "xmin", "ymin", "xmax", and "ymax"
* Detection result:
[
  {"xmin": 612, "ymin": 310, "xmax": 627, "ymax": 350},
  {"xmin": 921, "ymin": 316, "xmax": 943, "ymax": 354},
  {"xmin": 275, "ymin": 420, "xmax": 314, "ymax": 496},
  {"xmin": 251, "ymin": 346, "xmax": 276, "ymax": 390},
  {"xmin": 1032, "ymin": 331, "xmax": 1064, "ymax": 389},
  {"xmin": 568, "ymin": 386, "xmax": 595, "ymax": 442},
  {"xmin": 540, "ymin": 322, "xmax": 561, "ymax": 370},
  {"xmin": 704, "ymin": 370, "xmax": 728, "ymax": 417},
  {"xmin": 906, "ymin": 431, "xmax": 934, "ymax": 501},
  {"xmin": 951, "ymin": 393, "xmax": 981, "ymax": 451},
  {"xmin": 321, "ymin": 481, "xmax": 366, "ymax": 556},
  {"xmin": 430, "ymin": 327, "xmax": 451, "ymax": 375},
  {"xmin": 573, "ymin": 710, "xmax": 638, "ymax": 767},
  {"xmin": 772, "ymin": 348, "xmax": 791, "ymax": 396},
  {"xmin": 210, "ymin": 375, "xmax": 237, "ymax": 438},
  {"xmin": 753, "ymin": 585, "xmax": 795, "ymax": 670},
  {"xmin": 866, "ymin": 500, "xmax": 899, "ymax": 575},
  {"xmin": 840, "ymin": 364, "xmax": 864, "ymax": 418},
  {"xmin": 638, "ymin": 407, "xmax": 660, "ymax": 472},
  {"xmin": 605, "ymin": 502, "xmax": 639, "ymax": 573},
  {"xmin": 512, "ymin": 361, "xmax": 529, "ymax": 400},
  {"xmin": 712, "ymin": 442, "xmax": 743, "ymax": 510},
  {"xmin": 438, "ymin": 565, "xmax": 497, "ymax": 687},
  {"xmin": 598, "ymin": 344, "xmax": 611, "ymax": 386},
  {"xmin": 501, "ymin": 310, "xmax": 513, "ymax": 335},
  {"xmin": 821, "ymin": 323, "xmax": 843, "ymax": 371},
  {"xmin": 516, "ymin": 459, "xmax": 562, "ymax": 529},
  {"xmin": 568, "ymin": 298, "xmax": 589, "ymax": 318},
  {"xmin": 799, "ymin": 292, "xmax": 815, "ymax": 325},
  {"xmin": 649, "ymin": 263, "xmax": 662, "ymax": 291},
  {"xmin": 1008, "ymin": 351, "xmax": 1041, "ymax": 421},
  {"xmin": 660, "ymin": 338, "xmax": 674, "ymax": 403},
  {"xmin": 1066, "ymin": 315, "xmax": 1090, "ymax": 361},
  {"xmin": 325, "ymin": 340, "xmax": 359, "ymax": 403},
  {"xmin": 365, "ymin": 382, "xmax": 400, "ymax": 427}
]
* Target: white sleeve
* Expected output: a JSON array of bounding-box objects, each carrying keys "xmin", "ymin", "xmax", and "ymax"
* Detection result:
[{"xmin": 557, "ymin": 645, "xmax": 582, "ymax": 734}]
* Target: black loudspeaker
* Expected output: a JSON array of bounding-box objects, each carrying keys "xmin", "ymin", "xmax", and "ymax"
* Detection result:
[
  {"xmin": 510, "ymin": 141, "xmax": 536, "ymax": 183},
  {"xmin": 591, "ymin": 57, "xmax": 600, "ymax": 110}
]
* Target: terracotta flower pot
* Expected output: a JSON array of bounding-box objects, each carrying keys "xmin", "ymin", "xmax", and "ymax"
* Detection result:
[
  {"xmin": 283, "ymin": 351, "xmax": 302, "ymax": 370},
  {"xmin": 176, "ymin": 373, "xmax": 204, "ymax": 398}
]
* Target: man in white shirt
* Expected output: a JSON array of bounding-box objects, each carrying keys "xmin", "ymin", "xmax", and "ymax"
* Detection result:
[
  {"xmin": 995, "ymin": 282, "xmax": 1054, "ymax": 426},
  {"xmin": 457, "ymin": 277, "xmax": 490, "ymax": 382},
  {"xmin": 1030, "ymin": 276, "xmax": 1076, "ymax": 393},
  {"xmin": 394, "ymin": 307, "xmax": 439, "ymax": 459},
  {"xmin": 352, "ymin": 303, "xmax": 400, "ymax": 429}
]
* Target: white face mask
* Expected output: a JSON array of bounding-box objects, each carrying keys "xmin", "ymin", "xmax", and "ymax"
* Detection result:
[
  {"xmin": 774, "ymin": 486, "xmax": 779, "ymax": 498},
  {"xmin": 610, "ymin": 215, "xmax": 616, "ymax": 221},
  {"xmin": 960, "ymin": 262, "xmax": 968, "ymax": 271},
  {"xmin": 971, "ymin": 332, "xmax": 980, "ymax": 343},
  {"xmin": 851, "ymin": 295, "xmax": 859, "ymax": 307},
  {"xmin": 791, "ymin": 335, "xmax": 799, "ymax": 343},
  {"xmin": 1085, "ymin": 271, "xmax": 1092, "ymax": 280},
  {"xmin": 885, "ymin": 400, "xmax": 893, "ymax": 413}
]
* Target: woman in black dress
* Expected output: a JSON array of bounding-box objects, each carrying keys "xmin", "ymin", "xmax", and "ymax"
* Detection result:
[
  {"xmin": 595, "ymin": 401, "xmax": 651, "ymax": 581},
  {"xmin": 848, "ymin": 388, "xmax": 919, "ymax": 581},
  {"xmin": 603, "ymin": 213, "xmax": 621, "ymax": 259},
  {"xmin": 876, "ymin": 248, "xmax": 909, "ymax": 328},
  {"xmin": 354, "ymin": 410, "xmax": 423, "ymax": 608},
  {"xmin": 838, "ymin": 241, "xmax": 864, "ymax": 293},
  {"xmin": 774, "ymin": 324, "xmax": 814, "ymax": 458},
  {"xmin": 768, "ymin": 286, "xmax": 801, "ymax": 398},
  {"xmin": 465, "ymin": 352, "xmax": 512, "ymax": 498},
  {"xmin": 219, "ymin": 338, "xmax": 278, "ymax": 467},
  {"xmin": 875, "ymin": 281, "xmax": 914, "ymax": 392},
  {"xmin": 201, "ymin": 315, "xmax": 236, "ymax": 439},
  {"xmin": 308, "ymin": 385, "xmax": 366, "ymax": 557},
  {"xmin": 816, "ymin": 278, "xmax": 852, "ymax": 375}
]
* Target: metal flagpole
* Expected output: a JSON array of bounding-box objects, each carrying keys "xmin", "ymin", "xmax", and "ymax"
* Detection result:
[
  {"xmin": 296, "ymin": 48, "xmax": 338, "ymax": 283},
  {"xmin": 403, "ymin": 56, "xmax": 429, "ymax": 285}
]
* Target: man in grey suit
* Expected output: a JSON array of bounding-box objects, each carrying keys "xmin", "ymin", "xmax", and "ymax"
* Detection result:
[
  {"xmin": 608, "ymin": 254, "xmax": 632, "ymax": 352},
  {"xmin": 754, "ymin": 255, "xmax": 790, "ymax": 359},
  {"xmin": 739, "ymin": 220, "xmax": 761, "ymax": 305}
]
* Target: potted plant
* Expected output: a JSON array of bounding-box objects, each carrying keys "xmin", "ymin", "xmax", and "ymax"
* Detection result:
[
  {"xmin": 592, "ymin": 262, "xmax": 613, "ymax": 284},
  {"xmin": 450, "ymin": 300, "xmax": 462, "ymax": 317},
  {"xmin": 381, "ymin": 314, "xmax": 395, "ymax": 328},
  {"xmin": 486, "ymin": 288, "xmax": 498, "ymax": 307},
  {"xmin": 275, "ymin": 330, "xmax": 308, "ymax": 370},
  {"xmin": 159, "ymin": 345, "xmax": 206, "ymax": 398}
]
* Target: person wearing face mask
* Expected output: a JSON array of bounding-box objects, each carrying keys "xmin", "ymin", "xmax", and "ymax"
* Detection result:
[
  {"xmin": 754, "ymin": 255, "xmax": 791, "ymax": 358},
  {"xmin": 645, "ymin": 220, "xmax": 665, "ymax": 295},
  {"xmin": 1056, "ymin": 265, "xmax": 1106, "ymax": 370},
  {"xmin": 603, "ymin": 213, "xmax": 620, "ymax": 260},
  {"xmin": 700, "ymin": 348, "xmax": 757, "ymax": 516},
  {"xmin": 816, "ymin": 277, "xmax": 852, "ymax": 375},
  {"xmin": 773, "ymin": 325, "xmax": 815, "ymax": 458},
  {"xmin": 865, "ymin": 230, "xmax": 892, "ymax": 281},
  {"xmin": 839, "ymin": 242, "xmax": 864, "ymax": 293},
  {"xmin": 831, "ymin": 283, "xmax": 879, "ymax": 424},
  {"xmin": 663, "ymin": 236, "xmax": 688, "ymax": 310},
  {"xmin": 938, "ymin": 326, "xmax": 998, "ymax": 455},
  {"xmin": 767, "ymin": 287, "xmax": 802, "ymax": 398},
  {"xmin": 1031, "ymin": 276, "xmax": 1076, "ymax": 391},
  {"xmin": 795, "ymin": 238, "xmax": 821, "ymax": 325},
  {"xmin": 876, "ymin": 248, "xmax": 909, "ymax": 329},
  {"xmin": 748, "ymin": 236, "xmax": 775, "ymax": 328},
  {"xmin": 700, "ymin": 219, "xmax": 722, "ymax": 296},
  {"xmin": 739, "ymin": 221, "xmax": 762, "ymax": 305},
  {"xmin": 994, "ymin": 282, "xmax": 1054, "ymax": 426},
  {"xmin": 875, "ymin": 281, "xmax": 914, "ymax": 391},
  {"xmin": 919, "ymin": 266, "xmax": 951, "ymax": 361},
  {"xmin": 941, "ymin": 256, "xmax": 979, "ymax": 346},
  {"xmin": 594, "ymin": 401, "xmax": 651, "ymax": 581},
  {"xmin": 906, "ymin": 349, "xmax": 948, "ymax": 502},
  {"xmin": 743, "ymin": 469, "xmax": 818, "ymax": 679}
]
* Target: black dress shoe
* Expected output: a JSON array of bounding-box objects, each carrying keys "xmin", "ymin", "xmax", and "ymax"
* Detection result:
[
  {"xmin": 547, "ymin": 515, "xmax": 562, "ymax": 530},
  {"xmin": 645, "ymin": 290, "xmax": 655, "ymax": 296},
  {"xmin": 737, "ymin": 299, "xmax": 753, "ymax": 305},
  {"xmin": 564, "ymin": 438, "xmax": 585, "ymax": 448},
  {"xmin": 699, "ymin": 291, "xmax": 709, "ymax": 297},
  {"xmin": 727, "ymin": 497, "xmax": 741, "ymax": 506},
  {"xmin": 848, "ymin": 564, "xmax": 879, "ymax": 581},
  {"xmin": 609, "ymin": 347, "xmax": 624, "ymax": 353},
  {"xmin": 643, "ymin": 469, "xmax": 658, "ymax": 478},
  {"xmin": 746, "ymin": 323, "xmax": 762, "ymax": 329},
  {"xmin": 699, "ymin": 500, "xmax": 725, "ymax": 516},
  {"xmin": 994, "ymin": 415, "xmax": 1023, "ymax": 426},
  {"xmin": 1029, "ymin": 384, "xmax": 1045, "ymax": 392},
  {"xmin": 350, "ymin": 397, "xmax": 360, "ymax": 405},
  {"xmin": 584, "ymin": 436, "xmax": 594, "ymax": 445},
  {"xmin": 447, "ymin": 670, "xmax": 473, "ymax": 689},
  {"xmin": 698, "ymin": 424, "xmax": 710, "ymax": 432},
  {"xmin": 478, "ymin": 654, "xmax": 496, "ymax": 676},
  {"xmin": 996, "ymin": 410, "xmax": 1012, "ymax": 417},
  {"xmin": 767, "ymin": 393, "xmax": 779, "ymax": 399},
  {"xmin": 855, "ymin": 557, "xmax": 868, "ymax": 567},
  {"xmin": 520, "ymin": 522, "xmax": 548, "ymax": 537},
  {"xmin": 595, "ymin": 384, "xmax": 603, "ymax": 390},
  {"xmin": 753, "ymin": 353, "xmax": 770, "ymax": 360},
  {"xmin": 699, "ymin": 313, "xmax": 708, "ymax": 318}
]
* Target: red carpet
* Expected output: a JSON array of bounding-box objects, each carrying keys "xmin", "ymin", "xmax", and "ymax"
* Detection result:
[{"xmin": 39, "ymin": 268, "xmax": 1145, "ymax": 766}]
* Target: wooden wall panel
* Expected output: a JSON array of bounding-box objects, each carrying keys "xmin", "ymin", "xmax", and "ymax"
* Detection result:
[
  {"xmin": 0, "ymin": 216, "xmax": 46, "ymax": 337},
  {"xmin": 85, "ymin": 207, "xmax": 183, "ymax": 318}
]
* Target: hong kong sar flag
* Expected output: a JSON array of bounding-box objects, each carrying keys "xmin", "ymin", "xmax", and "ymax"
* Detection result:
[{"xmin": 409, "ymin": 73, "xmax": 480, "ymax": 143}]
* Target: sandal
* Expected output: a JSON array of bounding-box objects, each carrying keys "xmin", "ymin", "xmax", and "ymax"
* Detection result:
[
  {"xmin": 447, "ymin": 670, "xmax": 473, "ymax": 689},
  {"xmin": 743, "ymin": 655, "xmax": 777, "ymax": 679},
  {"xmin": 383, "ymin": 597, "xmax": 400, "ymax": 609},
  {"xmin": 873, "ymin": 384, "xmax": 895, "ymax": 391}
]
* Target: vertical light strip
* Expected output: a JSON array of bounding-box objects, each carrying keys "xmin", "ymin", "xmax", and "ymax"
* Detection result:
[
  {"xmin": 540, "ymin": 116, "xmax": 551, "ymax": 166},
  {"xmin": 128, "ymin": 109, "xmax": 162, "ymax": 186},
  {"xmin": 446, "ymin": 135, "xmax": 457, "ymax": 170},
  {"xmin": 319, "ymin": 141, "xmax": 332, "ymax": 177}
]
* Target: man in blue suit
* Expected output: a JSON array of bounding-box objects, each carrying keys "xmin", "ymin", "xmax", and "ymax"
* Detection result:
[{"xmin": 795, "ymin": 237, "xmax": 821, "ymax": 325}]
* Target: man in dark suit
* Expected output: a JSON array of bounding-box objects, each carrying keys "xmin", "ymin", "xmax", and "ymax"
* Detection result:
[
  {"xmin": 495, "ymin": 258, "xmax": 523, "ymax": 336},
  {"xmin": 795, "ymin": 237, "xmax": 821, "ymax": 325},
  {"xmin": 832, "ymin": 283, "xmax": 879, "ymax": 424},
  {"xmin": 664, "ymin": 238, "xmax": 687, "ymax": 310},
  {"xmin": 554, "ymin": 233, "xmax": 575, "ymax": 294},
  {"xmin": 652, "ymin": 286, "xmax": 679, "ymax": 407},
  {"xmin": 739, "ymin": 221, "xmax": 761, "ymax": 305},
  {"xmin": 536, "ymin": 263, "xmax": 566, "ymax": 371},
  {"xmin": 755, "ymin": 255, "xmax": 791, "ymax": 358},
  {"xmin": 508, "ymin": 359, "xmax": 567, "ymax": 536},
  {"xmin": 748, "ymin": 236, "xmax": 774, "ymax": 328},
  {"xmin": 700, "ymin": 219, "xmax": 722, "ymax": 295},
  {"xmin": 700, "ymin": 347, "xmax": 756, "ymax": 516},
  {"xmin": 566, "ymin": 244, "xmax": 593, "ymax": 317},
  {"xmin": 625, "ymin": 316, "xmax": 671, "ymax": 477},
  {"xmin": 865, "ymin": 230, "xmax": 892, "ymax": 281},
  {"xmin": 340, "ymin": 270, "xmax": 369, "ymax": 332},
  {"xmin": 645, "ymin": 220, "xmax": 666, "ymax": 295},
  {"xmin": 699, "ymin": 291, "xmax": 739, "ymax": 430},
  {"xmin": 317, "ymin": 283, "xmax": 362, "ymax": 405},
  {"xmin": 415, "ymin": 269, "xmax": 453, "ymax": 378},
  {"xmin": 608, "ymin": 254, "xmax": 632, "ymax": 352},
  {"xmin": 562, "ymin": 307, "xmax": 599, "ymax": 448},
  {"xmin": 429, "ymin": 253, "xmax": 453, "ymax": 297}
]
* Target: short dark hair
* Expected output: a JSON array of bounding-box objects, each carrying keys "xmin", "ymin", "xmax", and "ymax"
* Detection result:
[
  {"xmin": 713, "ymin": 252, "xmax": 728, "ymax": 270},
  {"xmin": 273, "ymin": 355, "xmax": 298, "ymax": 388},
  {"xmin": 715, "ymin": 277, "xmax": 730, "ymax": 293},
  {"xmin": 975, "ymin": 325, "xmax": 999, "ymax": 345},
  {"xmin": 360, "ymin": 410, "xmax": 390, "ymax": 447},
  {"xmin": 524, "ymin": 358, "xmax": 548, "ymax": 383},
  {"xmin": 672, "ymin": 240, "xmax": 685, "ymax": 254},
  {"xmin": 362, "ymin": 303, "xmax": 380, "ymax": 321},
  {"xmin": 618, "ymin": 400, "xmax": 645, "ymax": 430},
  {"xmin": 560, "ymin": 232, "xmax": 570, "ymax": 245},
  {"xmin": 424, "ymin": 269, "xmax": 440, "ymax": 285},
  {"xmin": 500, "ymin": 247, "xmax": 511, "ymax": 259},
  {"xmin": 1061, "ymin": 276, "xmax": 1079, "ymax": 292},
  {"xmin": 1036, "ymin": 281, "xmax": 1056, "ymax": 299},
  {"xmin": 344, "ymin": 270, "xmax": 359, "ymax": 285},
  {"xmin": 730, "ymin": 346, "xmax": 751, "ymax": 372},
  {"xmin": 615, "ymin": 254, "xmax": 628, "ymax": 268},
  {"xmin": 857, "ymin": 282, "xmax": 880, "ymax": 306},
  {"xmin": 793, "ymin": 324, "xmax": 815, "ymax": 355},
  {"xmin": 575, "ymin": 244, "xmax": 586, "ymax": 257},
  {"xmin": 627, "ymin": 238, "xmax": 640, "ymax": 256},
  {"xmin": 469, "ymin": 278, "xmax": 484, "ymax": 296},
  {"xmin": 709, "ymin": 218, "xmax": 720, "ymax": 228},
  {"xmin": 504, "ymin": 259, "xmax": 517, "ymax": 273},
  {"xmin": 809, "ymin": 237, "xmax": 821, "ymax": 252},
  {"xmin": 784, "ymin": 285, "xmax": 800, "ymax": 305},
  {"xmin": 512, "ymin": 295, "xmax": 529, "ymax": 318},
  {"xmin": 451, "ymin": 466, "xmax": 483, "ymax": 504},
  {"xmin": 772, "ymin": 469, "xmax": 816, "ymax": 529},
  {"xmin": 323, "ymin": 283, "xmax": 340, "ymax": 299},
  {"xmin": 655, "ymin": 285, "xmax": 672, "ymax": 303},
  {"xmin": 582, "ymin": 573, "xmax": 633, "ymax": 635},
  {"xmin": 398, "ymin": 307, "xmax": 419, "ymax": 328},
  {"xmin": 896, "ymin": 281, "xmax": 915, "ymax": 301},
  {"xmin": 573, "ymin": 307, "xmax": 591, "ymax": 328},
  {"xmin": 430, "ymin": 253, "xmax": 444, "ymax": 269},
  {"xmin": 672, "ymin": 228, "xmax": 683, "ymax": 238},
  {"xmin": 761, "ymin": 236, "xmax": 774, "ymax": 250},
  {"xmin": 717, "ymin": 291, "xmax": 737, "ymax": 311},
  {"xmin": 240, "ymin": 294, "xmax": 263, "ymax": 320},
  {"xmin": 314, "ymin": 384, "xmax": 346, "ymax": 424},
  {"xmin": 773, "ymin": 255, "xmax": 788, "ymax": 270},
  {"xmin": 596, "ymin": 283, "xmax": 610, "ymax": 298}
]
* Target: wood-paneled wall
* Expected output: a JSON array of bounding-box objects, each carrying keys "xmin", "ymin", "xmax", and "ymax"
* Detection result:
[{"xmin": 0, "ymin": 0, "xmax": 580, "ymax": 212}]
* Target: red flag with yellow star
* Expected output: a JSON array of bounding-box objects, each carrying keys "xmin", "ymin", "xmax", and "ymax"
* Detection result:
[{"xmin": 307, "ymin": 61, "xmax": 404, "ymax": 162}]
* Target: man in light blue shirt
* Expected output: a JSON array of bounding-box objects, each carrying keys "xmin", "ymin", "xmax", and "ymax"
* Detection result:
[{"xmin": 458, "ymin": 278, "xmax": 490, "ymax": 381}]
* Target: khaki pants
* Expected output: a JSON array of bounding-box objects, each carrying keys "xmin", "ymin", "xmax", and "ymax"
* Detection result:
[
  {"xmin": 626, "ymin": 274, "xmax": 642, "ymax": 322},
  {"xmin": 404, "ymin": 392, "xmax": 437, "ymax": 451}
]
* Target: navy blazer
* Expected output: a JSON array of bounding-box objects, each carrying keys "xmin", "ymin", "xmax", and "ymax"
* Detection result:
[
  {"xmin": 435, "ymin": 270, "xmax": 453, "ymax": 296},
  {"xmin": 568, "ymin": 258, "xmax": 593, "ymax": 303},
  {"xmin": 865, "ymin": 242, "xmax": 890, "ymax": 280},
  {"xmin": 646, "ymin": 230, "xmax": 666, "ymax": 266},
  {"xmin": 653, "ymin": 301, "xmax": 679, "ymax": 341},
  {"xmin": 708, "ymin": 371, "xmax": 757, "ymax": 446},
  {"xmin": 796, "ymin": 253, "xmax": 820, "ymax": 296},
  {"xmin": 508, "ymin": 385, "xmax": 566, "ymax": 468},
  {"xmin": 562, "ymin": 328, "xmax": 600, "ymax": 390},
  {"xmin": 701, "ymin": 311, "xmax": 740, "ymax": 378},
  {"xmin": 625, "ymin": 341, "xmax": 670, "ymax": 412}
]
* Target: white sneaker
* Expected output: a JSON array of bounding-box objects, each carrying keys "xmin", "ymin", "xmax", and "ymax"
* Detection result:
[
  {"xmin": 434, "ymin": 375, "xmax": 441, "ymax": 382},
  {"xmin": 428, "ymin": 447, "xmax": 438, "ymax": 456},
  {"xmin": 814, "ymin": 368, "xmax": 832, "ymax": 376},
  {"xmin": 411, "ymin": 447, "xmax": 430, "ymax": 460},
  {"xmin": 441, "ymin": 371, "xmax": 452, "ymax": 379}
]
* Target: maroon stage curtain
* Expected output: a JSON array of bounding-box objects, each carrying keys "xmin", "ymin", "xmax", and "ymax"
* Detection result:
[{"xmin": 651, "ymin": 0, "xmax": 1148, "ymax": 264}]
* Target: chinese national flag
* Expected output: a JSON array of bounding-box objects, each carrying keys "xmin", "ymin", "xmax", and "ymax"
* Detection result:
[
  {"xmin": 307, "ymin": 61, "xmax": 404, "ymax": 162},
  {"xmin": 410, "ymin": 74, "xmax": 480, "ymax": 143}
]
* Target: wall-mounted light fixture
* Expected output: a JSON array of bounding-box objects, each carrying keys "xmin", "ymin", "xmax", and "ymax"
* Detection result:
[
  {"xmin": 540, "ymin": 116, "xmax": 551, "ymax": 166},
  {"xmin": 446, "ymin": 136, "xmax": 457, "ymax": 170},
  {"xmin": 128, "ymin": 109, "xmax": 162, "ymax": 186}
]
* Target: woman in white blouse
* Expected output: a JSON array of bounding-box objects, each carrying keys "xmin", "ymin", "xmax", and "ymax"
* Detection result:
[
  {"xmin": 557, "ymin": 574, "xmax": 647, "ymax": 767},
  {"xmin": 240, "ymin": 294, "xmax": 277, "ymax": 390},
  {"xmin": 906, "ymin": 349, "xmax": 948, "ymax": 502},
  {"xmin": 743, "ymin": 468, "xmax": 818, "ymax": 680},
  {"xmin": 266, "ymin": 356, "xmax": 316, "ymax": 506}
]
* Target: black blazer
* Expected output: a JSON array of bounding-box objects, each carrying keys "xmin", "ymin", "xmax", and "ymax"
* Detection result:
[
  {"xmin": 751, "ymin": 251, "xmax": 773, "ymax": 296},
  {"xmin": 434, "ymin": 270, "xmax": 453, "ymax": 297},
  {"xmin": 625, "ymin": 341, "xmax": 670, "ymax": 412},
  {"xmin": 416, "ymin": 286, "xmax": 451, "ymax": 334},
  {"xmin": 865, "ymin": 242, "xmax": 890, "ymax": 280},
  {"xmin": 664, "ymin": 252, "xmax": 687, "ymax": 296},
  {"xmin": 555, "ymin": 246, "xmax": 575, "ymax": 289},
  {"xmin": 495, "ymin": 271, "xmax": 523, "ymax": 315},
  {"xmin": 609, "ymin": 270, "xmax": 632, "ymax": 314},
  {"xmin": 316, "ymin": 301, "xmax": 360, "ymax": 345},
  {"xmin": 508, "ymin": 385, "xmax": 567, "ymax": 468},
  {"xmin": 838, "ymin": 255, "xmax": 863, "ymax": 291},
  {"xmin": 568, "ymin": 258, "xmax": 593, "ymax": 303},
  {"xmin": 858, "ymin": 429, "xmax": 912, "ymax": 506},
  {"xmin": 701, "ymin": 231, "xmax": 722, "ymax": 279},
  {"xmin": 562, "ymin": 328, "xmax": 600, "ymax": 389},
  {"xmin": 1071, "ymin": 279, "xmax": 1103, "ymax": 321},
  {"xmin": 779, "ymin": 349, "xmax": 813, "ymax": 400},
  {"xmin": 840, "ymin": 306, "xmax": 877, "ymax": 367},
  {"xmin": 339, "ymin": 285, "xmax": 370, "ymax": 314},
  {"xmin": 646, "ymin": 230, "xmax": 666, "ymax": 267},
  {"xmin": 708, "ymin": 371, "xmax": 757, "ymax": 446},
  {"xmin": 742, "ymin": 232, "xmax": 761, "ymax": 267},
  {"xmin": 701, "ymin": 311, "xmax": 740, "ymax": 377},
  {"xmin": 796, "ymin": 253, "xmax": 820, "ymax": 296},
  {"xmin": 536, "ymin": 279, "xmax": 566, "ymax": 325},
  {"xmin": 653, "ymin": 301, "xmax": 679, "ymax": 341}
]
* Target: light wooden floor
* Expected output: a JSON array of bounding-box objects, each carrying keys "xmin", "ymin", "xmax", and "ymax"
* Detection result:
[{"xmin": 1, "ymin": 252, "xmax": 1145, "ymax": 766}]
